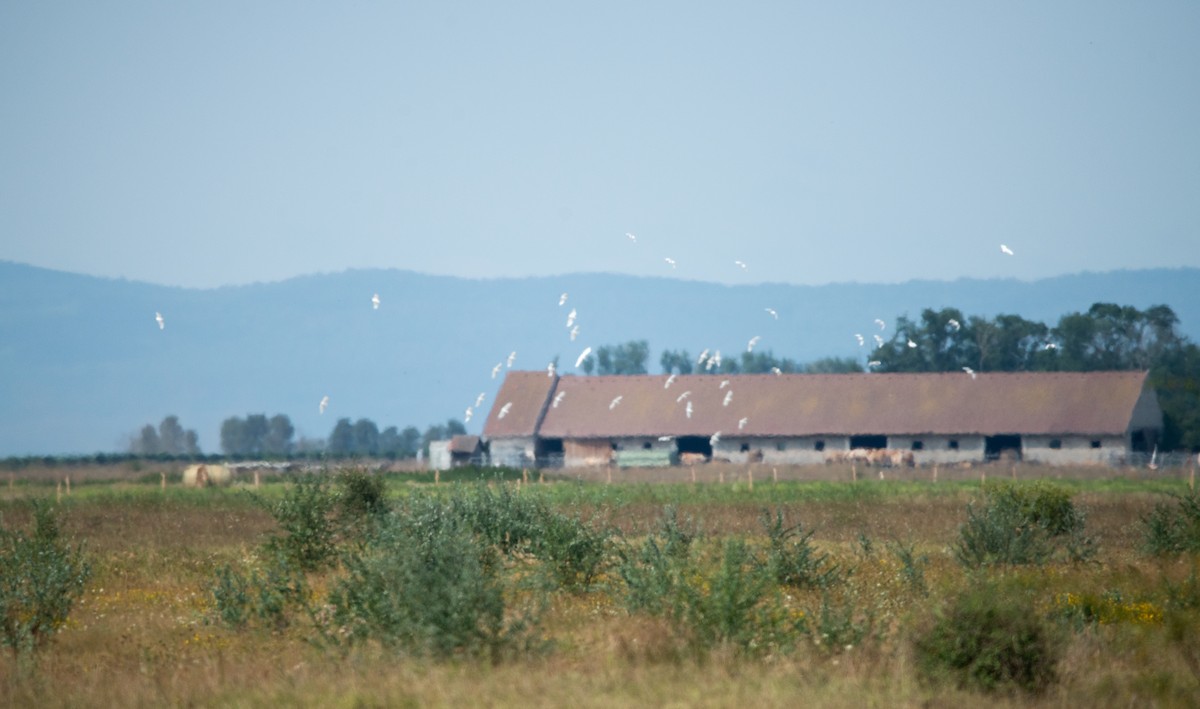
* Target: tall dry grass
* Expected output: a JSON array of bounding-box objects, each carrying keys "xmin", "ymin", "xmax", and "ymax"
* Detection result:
[{"xmin": 1, "ymin": 467, "xmax": 1198, "ymax": 707}]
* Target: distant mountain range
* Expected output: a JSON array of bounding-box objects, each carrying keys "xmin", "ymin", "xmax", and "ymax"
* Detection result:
[{"xmin": 2, "ymin": 260, "xmax": 1197, "ymax": 457}]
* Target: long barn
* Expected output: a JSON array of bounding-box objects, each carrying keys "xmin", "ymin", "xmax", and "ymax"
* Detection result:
[{"xmin": 482, "ymin": 370, "xmax": 1163, "ymax": 468}]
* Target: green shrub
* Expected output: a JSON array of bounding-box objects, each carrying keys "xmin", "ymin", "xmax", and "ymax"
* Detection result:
[
  {"xmin": 679, "ymin": 539, "xmax": 777, "ymax": 652},
  {"xmin": 759, "ymin": 509, "xmax": 843, "ymax": 589},
  {"xmin": 533, "ymin": 511, "xmax": 612, "ymax": 591},
  {"xmin": 915, "ymin": 582, "xmax": 1062, "ymax": 695},
  {"xmin": 0, "ymin": 501, "xmax": 91, "ymax": 658},
  {"xmin": 954, "ymin": 481, "xmax": 1096, "ymax": 567},
  {"xmin": 336, "ymin": 468, "xmax": 390, "ymax": 521},
  {"xmin": 888, "ymin": 539, "xmax": 928, "ymax": 596},
  {"xmin": 259, "ymin": 474, "xmax": 338, "ymax": 571},
  {"xmin": 211, "ymin": 551, "xmax": 309, "ymax": 631},
  {"xmin": 1141, "ymin": 490, "xmax": 1200, "ymax": 555},
  {"xmin": 327, "ymin": 497, "xmax": 536, "ymax": 659},
  {"xmin": 449, "ymin": 483, "xmax": 544, "ymax": 555},
  {"xmin": 806, "ymin": 593, "xmax": 872, "ymax": 655}
]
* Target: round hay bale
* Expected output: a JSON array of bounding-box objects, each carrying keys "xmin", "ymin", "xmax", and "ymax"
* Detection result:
[{"xmin": 182, "ymin": 464, "xmax": 232, "ymax": 487}]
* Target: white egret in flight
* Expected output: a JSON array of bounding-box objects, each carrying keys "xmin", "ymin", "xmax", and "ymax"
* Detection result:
[
  {"xmin": 371, "ymin": 293, "xmax": 380, "ymax": 310},
  {"xmin": 155, "ymin": 312, "xmax": 165, "ymax": 330},
  {"xmin": 319, "ymin": 396, "xmax": 330, "ymax": 414},
  {"xmin": 609, "ymin": 396, "xmax": 622, "ymax": 410},
  {"xmin": 575, "ymin": 347, "xmax": 592, "ymax": 368},
  {"xmin": 1000, "ymin": 244, "xmax": 1014, "ymax": 256},
  {"xmin": 498, "ymin": 402, "xmax": 512, "ymax": 419}
]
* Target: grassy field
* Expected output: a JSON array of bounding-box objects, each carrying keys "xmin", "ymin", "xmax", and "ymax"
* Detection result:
[{"xmin": 1, "ymin": 464, "xmax": 1199, "ymax": 707}]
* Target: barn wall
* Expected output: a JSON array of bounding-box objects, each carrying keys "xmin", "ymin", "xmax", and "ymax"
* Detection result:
[
  {"xmin": 428, "ymin": 441, "xmax": 452, "ymax": 470},
  {"xmin": 564, "ymin": 438, "xmax": 614, "ymax": 468},
  {"xmin": 750, "ymin": 436, "xmax": 845, "ymax": 465},
  {"xmin": 1023, "ymin": 435, "xmax": 1126, "ymax": 465},
  {"xmin": 887, "ymin": 435, "xmax": 985, "ymax": 465},
  {"xmin": 490, "ymin": 437, "xmax": 535, "ymax": 467}
]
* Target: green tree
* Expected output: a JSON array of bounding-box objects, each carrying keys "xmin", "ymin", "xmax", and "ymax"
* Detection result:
[
  {"xmin": 595, "ymin": 340, "xmax": 650, "ymax": 375},
  {"xmin": 351, "ymin": 419, "xmax": 380, "ymax": 456},
  {"xmin": 133, "ymin": 424, "xmax": 161, "ymax": 455},
  {"xmin": 327, "ymin": 418, "xmax": 354, "ymax": 457},
  {"xmin": 660, "ymin": 349, "xmax": 694, "ymax": 375},
  {"xmin": 263, "ymin": 414, "xmax": 294, "ymax": 456}
]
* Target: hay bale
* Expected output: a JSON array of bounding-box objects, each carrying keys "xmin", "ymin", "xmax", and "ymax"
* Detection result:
[{"xmin": 182, "ymin": 464, "xmax": 232, "ymax": 487}]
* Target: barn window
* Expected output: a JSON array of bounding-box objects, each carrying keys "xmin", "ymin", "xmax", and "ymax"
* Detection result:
[
  {"xmin": 643, "ymin": 442, "xmax": 652, "ymax": 450},
  {"xmin": 911, "ymin": 441, "xmax": 924, "ymax": 451},
  {"xmin": 776, "ymin": 442, "xmax": 787, "ymax": 452},
  {"xmin": 1049, "ymin": 439, "xmax": 1062, "ymax": 450},
  {"xmin": 612, "ymin": 442, "xmax": 620, "ymax": 451},
  {"xmin": 814, "ymin": 440, "xmax": 826, "ymax": 452},
  {"xmin": 948, "ymin": 440, "xmax": 959, "ymax": 450},
  {"xmin": 1091, "ymin": 440, "xmax": 1102, "ymax": 449}
]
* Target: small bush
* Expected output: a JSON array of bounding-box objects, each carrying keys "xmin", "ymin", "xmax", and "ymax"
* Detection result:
[
  {"xmin": 915, "ymin": 583, "xmax": 1062, "ymax": 695},
  {"xmin": 954, "ymin": 481, "xmax": 1096, "ymax": 567},
  {"xmin": 211, "ymin": 551, "xmax": 309, "ymax": 631},
  {"xmin": 259, "ymin": 474, "xmax": 338, "ymax": 572},
  {"xmin": 1141, "ymin": 490, "xmax": 1200, "ymax": 555},
  {"xmin": 759, "ymin": 509, "xmax": 842, "ymax": 589},
  {"xmin": 533, "ymin": 511, "xmax": 612, "ymax": 591},
  {"xmin": 0, "ymin": 501, "xmax": 91, "ymax": 658},
  {"xmin": 336, "ymin": 468, "xmax": 390, "ymax": 521},
  {"xmin": 327, "ymin": 498, "xmax": 537, "ymax": 659},
  {"xmin": 679, "ymin": 539, "xmax": 777, "ymax": 653},
  {"xmin": 888, "ymin": 539, "xmax": 929, "ymax": 596}
]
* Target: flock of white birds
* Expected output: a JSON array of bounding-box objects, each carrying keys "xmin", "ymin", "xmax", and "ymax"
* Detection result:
[{"xmin": 150, "ymin": 237, "xmax": 1019, "ymax": 430}]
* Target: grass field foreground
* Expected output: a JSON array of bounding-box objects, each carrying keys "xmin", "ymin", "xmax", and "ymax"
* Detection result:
[{"xmin": 1, "ymin": 466, "xmax": 1199, "ymax": 707}]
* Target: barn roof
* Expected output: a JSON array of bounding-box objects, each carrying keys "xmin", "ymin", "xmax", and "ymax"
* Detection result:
[
  {"xmin": 487, "ymin": 370, "xmax": 1158, "ymax": 439},
  {"xmin": 482, "ymin": 371, "xmax": 558, "ymax": 438},
  {"xmin": 448, "ymin": 435, "xmax": 481, "ymax": 454}
]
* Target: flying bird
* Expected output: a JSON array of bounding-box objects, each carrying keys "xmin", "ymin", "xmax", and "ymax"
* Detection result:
[
  {"xmin": 734, "ymin": 260, "xmax": 748, "ymax": 270},
  {"xmin": 319, "ymin": 396, "xmax": 330, "ymax": 414},
  {"xmin": 676, "ymin": 390, "xmax": 691, "ymax": 403},
  {"xmin": 873, "ymin": 334, "xmax": 885, "ymax": 347},
  {"xmin": 547, "ymin": 361, "xmax": 556, "ymax": 377},
  {"xmin": 475, "ymin": 392, "xmax": 486, "ymax": 408},
  {"xmin": 1000, "ymin": 244, "xmax": 1014, "ymax": 256},
  {"xmin": 626, "ymin": 232, "xmax": 637, "ymax": 242},
  {"xmin": 875, "ymin": 318, "xmax": 886, "ymax": 330},
  {"xmin": 371, "ymin": 293, "xmax": 380, "ymax": 310},
  {"xmin": 719, "ymin": 379, "xmax": 730, "ymax": 389},
  {"xmin": 575, "ymin": 347, "xmax": 592, "ymax": 368},
  {"xmin": 664, "ymin": 257, "xmax": 676, "ymax": 268},
  {"xmin": 664, "ymin": 374, "xmax": 677, "ymax": 389},
  {"xmin": 771, "ymin": 367, "xmax": 782, "ymax": 376},
  {"xmin": 747, "ymin": 336, "xmax": 761, "ymax": 353},
  {"xmin": 722, "ymin": 391, "xmax": 733, "ymax": 407},
  {"xmin": 697, "ymin": 349, "xmax": 710, "ymax": 366},
  {"xmin": 609, "ymin": 396, "xmax": 623, "ymax": 410},
  {"xmin": 566, "ymin": 308, "xmax": 577, "ymax": 328},
  {"xmin": 1044, "ymin": 342, "xmax": 1058, "ymax": 350},
  {"xmin": 867, "ymin": 360, "xmax": 881, "ymax": 369},
  {"xmin": 491, "ymin": 362, "xmax": 503, "ymax": 379},
  {"xmin": 498, "ymin": 402, "xmax": 512, "ymax": 419},
  {"xmin": 907, "ymin": 339, "xmax": 917, "ymax": 348},
  {"xmin": 962, "ymin": 366, "xmax": 977, "ymax": 380},
  {"xmin": 552, "ymin": 391, "xmax": 566, "ymax": 408},
  {"xmin": 658, "ymin": 435, "xmax": 674, "ymax": 442},
  {"xmin": 738, "ymin": 417, "xmax": 748, "ymax": 430},
  {"xmin": 507, "ymin": 351, "xmax": 517, "ymax": 368},
  {"xmin": 947, "ymin": 318, "xmax": 961, "ymax": 331},
  {"xmin": 709, "ymin": 431, "xmax": 721, "ymax": 447},
  {"xmin": 155, "ymin": 312, "xmax": 164, "ymax": 330},
  {"xmin": 854, "ymin": 333, "xmax": 864, "ymax": 346},
  {"xmin": 685, "ymin": 401, "xmax": 693, "ymax": 418},
  {"xmin": 464, "ymin": 407, "xmax": 473, "ymax": 423},
  {"xmin": 559, "ymin": 292, "xmax": 568, "ymax": 306},
  {"xmin": 765, "ymin": 308, "xmax": 778, "ymax": 319},
  {"xmin": 710, "ymin": 350, "xmax": 722, "ymax": 369},
  {"xmin": 570, "ymin": 324, "xmax": 580, "ymax": 341}
]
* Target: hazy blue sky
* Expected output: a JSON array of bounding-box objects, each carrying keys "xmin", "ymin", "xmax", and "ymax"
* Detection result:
[{"xmin": 2, "ymin": 2, "xmax": 1197, "ymax": 289}]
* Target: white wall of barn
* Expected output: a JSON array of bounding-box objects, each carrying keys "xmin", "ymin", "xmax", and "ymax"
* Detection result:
[
  {"xmin": 887, "ymin": 435, "xmax": 985, "ymax": 465},
  {"xmin": 1022, "ymin": 434, "xmax": 1127, "ymax": 465},
  {"xmin": 490, "ymin": 437, "xmax": 536, "ymax": 467}
]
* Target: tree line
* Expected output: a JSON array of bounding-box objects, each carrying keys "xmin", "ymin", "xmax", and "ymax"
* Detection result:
[
  {"xmin": 582, "ymin": 303, "xmax": 1199, "ymax": 451},
  {"xmin": 125, "ymin": 414, "xmax": 467, "ymax": 460}
]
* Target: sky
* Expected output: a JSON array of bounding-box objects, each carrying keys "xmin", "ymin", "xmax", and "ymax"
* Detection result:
[{"xmin": 2, "ymin": 2, "xmax": 1198, "ymax": 290}]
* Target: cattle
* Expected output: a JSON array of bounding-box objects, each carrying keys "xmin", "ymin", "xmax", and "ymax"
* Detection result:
[
  {"xmin": 183, "ymin": 464, "xmax": 232, "ymax": 487},
  {"xmin": 679, "ymin": 452, "xmax": 708, "ymax": 465},
  {"xmin": 824, "ymin": 449, "xmax": 915, "ymax": 467}
]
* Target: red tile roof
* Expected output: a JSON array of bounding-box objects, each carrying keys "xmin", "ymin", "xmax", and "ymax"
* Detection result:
[
  {"xmin": 488, "ymin": 370, "xmax": 1156, "ymax": 439},
  {"xmin": 482, "ymin": 371, "xmax": 558, "ymax": 438}
]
